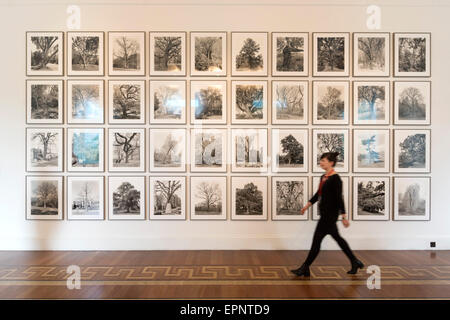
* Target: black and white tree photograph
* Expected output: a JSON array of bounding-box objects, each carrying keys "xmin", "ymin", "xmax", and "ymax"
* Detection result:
[
  {"xmin": 394, "ymin": 33, "xmax": 430, "ymax": 77},
  {"xmin": 353, "ymin": 33, "xmax": 389, "ymax": 76},
  {"xmin": 312, "ymin": 129, "xmax": 349, "ymax": 172},
  {"xmin": 26, "ymin": 176, "xmax": 63, "ymax": 220},
  {"xmin": 26, "ymin": 80, "xmax": 63, "ymax": 124},
  {"xmin": 312, "ymin": 176, "xmax": 349, "ymax": 221},
  {"xmin": 272, "ymin": 81, "xmax": 308, "ymax": 124},
  {"xmin": 150, "ymin": 176, "xmax": 186, "ymax": 220},
  {"xmin": 313, "ymin": 81, "xmax": 349, "ymax": 124},
  {"xmin": 394, "ymin": 81, "xmax": 431, "ymax": 125},
  {"xmin": 108, "ymin": 176, "xmax": 145, "ymax": 220},
  {"xmin": 67, "ymin": 80, "xmax": 104, "ymax": 124},
  {"xmin": 26, "ymin": 128, "xmax": 63, "ymax": 172},
  {"xmin": 231, "ymin": 176, "xmax": 267, "ymax": 220},
  {"xmin": 231, "ymin": 128, "xmax": 267, "ymax": 173},
  {"xmin": 353, "ymin": 81, "xmax": 389, "ymax": 125},
  {"xmin": 149, "ymin": 128, "xmax": 186, "ymax": 172},
  {"xmin": 313, "ymin": 33, "xmax": 349, "ymax": 76},
  {"xmin": 108, "ymin": 128, "xmax": 145, "ymax": 172},
  {"xmin": 394, "ymin": 129, "xmax": 430, "ymax": 173},
  {"xmin": 150, "ymin": 32, "xmax": 186, "ymax": 76},
  {"xmin": 26, "ymin": 32, "xmax": 63, "ymax": 76},
  {"xmin": 272, "ymin": 32, "xmax": 308, "ymax": 76},
  {"xmin": 353, "ymin": 177, "xmax": 390, "ymax": 221},
  {"xmin": 231, "ymin": 32, "xmax": 268, "ymax": 76},
  {"xmin": 108, "ymin": 32, "xmax": 145, "ymax": 76},
  {"xmin": 271, "ymin": 129, "xmax": 308, "ymax": 173},
  {"xmin": 191, "ymin": 32, "xmax": 226, "ymax": 76},
  {"xmin": 272, "ymin": 177, "xmax": 308, "ymax": 221},
  {"xmin": 353, "ymin": 129, "xmax": 390, "ymax": 173},
  {"xmin": 150, "ymin": 81, "xmax": 186, "ymax": 124},
  {"xmin": 108, "ymin": 80, "xmax": 145, "ymax": 124},
  {"xmin": 68, "ymin": 32, "xmax": 104, "ymax": 75},
  {"xmin": 394, "ymin": 177, "xmax": 430, "ymax": 221},
  {"xmin": 67, "ymin": 176, "xmax": 104, "ymax": 220},
  {"xmin": 191, "ymin": 128, "xmax": 226, "ymax": 172},
  {"xmin": 232, "ymin": 81, "xmax": 267, "ymax": 124},
  {"xmin": 190, "ymin": 176, "xmax": 227, "ymax": 220},
  {"xmin": 190, "ymin": 81, "xmax": 226, "ymax": 124},
  {"xmin": 67, "ymin": 128, "xmax": 104, "ymax": 172}
]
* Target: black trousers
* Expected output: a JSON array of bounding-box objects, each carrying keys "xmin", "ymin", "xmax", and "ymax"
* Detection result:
[{"xmin": 303, "ymin": 218, "xmax": 357, "ymax": 266}]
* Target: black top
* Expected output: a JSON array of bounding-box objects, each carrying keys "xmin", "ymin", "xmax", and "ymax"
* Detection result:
[{"xmin": 309, "ymin": 173, "xmax": 346, "ymax": 222}]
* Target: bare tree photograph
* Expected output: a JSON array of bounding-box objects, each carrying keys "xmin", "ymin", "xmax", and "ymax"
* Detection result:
[
  {"xmin": 394, "ymin": 129, "xmax": 430, "ymax": 173},
  {"xmin": 108, "ymin": 32, "xmax": 145, "ymax": 75},
  {"xmin": 108, "ymin": 176, "xmax": 145, "ymax": 220},
  {"xmin": 272, "ymin": 33, "xmax": 308, "ymax": 76},
  {"xmin": 231, "ymin": 32, "xmax": 267, "ymax": 76},
  {"xmin": 150, "ymin": 81, "xmax": 186, "ymax": 124},
  {"xmin": 231, "ymin": 176, "xmax": 267, "ymax": 220},
  {"xmin": 68, "ymin": 32, "xmax": 103, "ymax": 75},
  {"xmin": 150, "ymin": 32, "xmax": 185, "ymax": 75},
  {"xmin": 26, "ymin": 32, "xmax": 63, "ymax": 75},
  {"xmin": 108, "ymin": 128, "xmax": 145, "ymax": 172},
  {"xmin": 353, "ymin": 82, "xmax": 389, "ymax": 125},
  {"xmin": 67, "ymin": 176, "xmax": 104, "ymax": 220},
  {"xmin": 232, "ymin": 81, "xmax": 267, "ymax": 124},
  {"xmin": 313, "ymin": 33, "xmax": 349, "ymax": 76},
  {"xmin": 191, "ymin": 129, "xmax": 226, "ymax": 172},
  {"xmin": 67, "ymin": 80, "xmax": 104, "ymax": 124},
  {"xmin": 394, "ymin": 177, "xmax": 430, "ymax": 221},
  {"xmin": 190, "ymin": 81, "xmax": 226, "ymax": 124},
  {"xmin": 313, "ymin": 81, "xmax": 349, "ymax": 124},
  {"xmin": 26, "ymin": 128, "xmax": 63, "ymax": 172},
  {"xmin": 395, "ymin": 33, "xmax": 430, "ymax": 76},
  {"xmin": 272, "ymin": 129, "xmax": 308, "ymax": 173},
  {"xmin": 190, "ymin": 176, "xmax": 227, "ymax": 220},
  {"xmin": 26, "ymin": 80, "xmax": 63, "ymax": 124},
  {"xmin": 353, "ymin": 33, "xmax": 389, "ymax": 76},
  {"xmin": 231, "ymin": 128, "xmax": 267, "ymax": 172},
  {"xmin": 272, "ymin": 81, "xmax": 308, "ymax": 124},
  {"xmin": 150, "ymin": 128, "xmax": 186, "ymax": 172},
  {"xmin": 394, "ymin": 81, "xmax": 430, "ymax": 125},
  {"xmin": 108, "ymin": 80, "xmax": 145, "ymax": 124},
  {"xmin": 272, "ymin": 177, "xmax": 308, "ymax": 221},
  {"xmin": 26, "ymin": 176, "xmax": 63, "ymax": 220},
  {"xmin": 191, "ymin": 32, "xmax": 226, "ymax": 76},
  {"xmin": 353, "ymin": 129, "xmax": 389, "ymax": 173},
  {"xmin": 150, "ymin": 177, "xmax": 186, "ymax": 220},
  {"xmin": 353, "ymin": 177, "xmax": 389, "ymax": 221},
  {"xmin": 313, "ymin": 129, "xmax": 349, "ymax": 172}
]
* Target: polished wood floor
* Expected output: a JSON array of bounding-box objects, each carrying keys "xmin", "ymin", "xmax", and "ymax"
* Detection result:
[{"xmin": 0, "ymin": 250, "xmax": 449, "ymax": 299}]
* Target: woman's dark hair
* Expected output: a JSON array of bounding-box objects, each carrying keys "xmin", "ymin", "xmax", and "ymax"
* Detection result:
[{"xmin": 320, "ymin": 152, "xmax": 340, "ymax": 167}]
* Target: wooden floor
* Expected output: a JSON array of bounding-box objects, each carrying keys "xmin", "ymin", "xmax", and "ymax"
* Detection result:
[{"xmin": 0, "ymin": 250, "xmax": 449, "ymax": 299}]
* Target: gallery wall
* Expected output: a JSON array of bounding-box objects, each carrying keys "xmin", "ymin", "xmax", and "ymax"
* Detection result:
[{"xmin": 0, "ymin": 0, "xmax": 449, "ymax": 250}]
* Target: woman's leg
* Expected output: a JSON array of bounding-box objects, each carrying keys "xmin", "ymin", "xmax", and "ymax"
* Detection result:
[
  {"xmin": 303, "ymin": 222, "xmax": 327, "ymax": 266},
  {"xmin": 329, "ymin": 223, "xmax": 357, "ymax": 263}
]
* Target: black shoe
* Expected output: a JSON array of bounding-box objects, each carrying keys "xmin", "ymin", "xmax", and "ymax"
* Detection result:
[
  {"xmin": 347, "ymin": 259, "xmax": 364, "ymax": 274},
  {"xmin": 290, "ymin": 263, "xmax": 310, "ymax": 277}
]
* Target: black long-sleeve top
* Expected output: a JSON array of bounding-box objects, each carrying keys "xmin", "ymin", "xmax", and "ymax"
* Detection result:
[{"xmin": 309, "ymin": 174, "xmax": 346, "ymax": 222}]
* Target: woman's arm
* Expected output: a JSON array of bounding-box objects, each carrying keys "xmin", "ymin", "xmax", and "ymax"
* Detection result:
[{"xmin": 335, "ymin": 176, "xmax": 346, "ymax": 218}]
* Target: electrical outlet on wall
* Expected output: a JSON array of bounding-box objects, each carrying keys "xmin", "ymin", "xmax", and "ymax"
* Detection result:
[{"xmin": 430, "ymin": 241, "xmax": 436, "ymax": 249}]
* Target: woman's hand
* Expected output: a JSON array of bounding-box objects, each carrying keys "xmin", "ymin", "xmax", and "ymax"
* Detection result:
[{"xmin": 342, "ymin": 217, "xmax": 350, "ymax": 228}]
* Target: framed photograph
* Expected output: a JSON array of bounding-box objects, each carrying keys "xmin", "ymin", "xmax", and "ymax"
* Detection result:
[
  {"xmin": 190, "ymin": 176, "xmax": 227, "ymax": 220},
  {"xmin": 190, "ymin": 32, "xmax": 227, "ymax": 76},
  {"xmin": 272, "ymin": 176, "xmax": 308, "ymax": 221},
  {"xmin": 353, "ymin": 32, "xmax": 390, "ymax": 77},
  {"xmin": 231, "ymin": 32, "xmax": 268, "ymax": 76},
  {"xmin": 108, "ymin": 176, "xmax": 146, "ymax": 220},
  {"xmin": 67, "ymin": 31, "xmax": 104, "ymax": 76},
  {"xmin": 231, "ymin": 128, "xmax": 267, "ymax": 173},
  {"xmin": 190, "ymin": 81, "xmax": 227, "ymax": 124},
  {"xmin": 394, "ymin": 129, "xmax": 430, "ymax": 173},
  {"xmin": 231, "ymin": 81, "xmax": 268, "ymax": 124},
  {"xmin": 313, "ymin": 81, "xmax": 349, "ymax": 125},
  {"xmin": 190, "ymin": 128, "xmax": 227, "ymax": 172},
  {"xmin": 149, "ymin": 80, "xmax": 186, "ymax": 124},
  {"xmin": 353, "ymin": 81, "xmax": 390, "ymax": 125},
  {"xmin": 394, "ymin": 81, "xmax": 431, "ymax": 125},
  {"xmin": 26, "ymin": 176, "xmax": 63, "ymax": 220},
  {"xmin": 231, "ymin": 176, "xmax": 267, "ymax": 220},
  {"xmin": 149, "ymin": 176, "xmax": 186, "ymax": 220},
  {"xmin": 108, "ymin": 80, "xmax": 145, "ymax": 124},
  {"xmin": 271, "ymin": 128, "xmax": 308, "ymax": 173},
  {"xmin": 394, "ymin": 33, "xmax": 431, "ymax": 77},
  {"xmin": 393, "ymin": 176, "xmax": 430, "ymax": 221},
  {"xmin": 352, "ymin": 176, "xmax": 390, "ymax": 221},
  {"xmin": 149, "ymin": 32, "xmax": 186, "ymax": 76},
  {"xmin": 312, "ymin": 176, "xmax": 349, "ymax": 221},
  {"xmin": 26, "ymin": 80, "xmax": 63, "ymax": 124},
  {"xmin": 272, "ymin": 80, "xmax": 308, "ymax": 125},
  {"xmin": 67, "ymin": 176, "xmax": 104, "ymax": 220},
  {"xmin": 67, "ymin": 128, "xmax": 104, "ymax": 172},
  {"xmin": 26, "ymin": 31, "xmax": 63, "ymax": 76},
  {"xmin": 149, "ymin": 128, "xmax": 186, "ymax": 172},
  {"xmin": 272, "ymin": 32, "xmax": 308, "ymax": 76},
  {"xmin": 108, "ymin": 128, "xmax": 145, "ymax": 172},
  {"xmin": 312, "ymin": 129, "xmax": 349, "ymax": 173},
  {"xmin": 67, "ymin": 80, "xmax": 104, "ymax": 124},
  {"xmin": 26, "ymin": 127, "xmax": 63, "ymax": 172},
  {"xmin": 353, "ymin": 129, "xmax": 390, "ymax": 173},
  {"xmin": 313, "ymin": 32, "xmax": 349, "ymax": 76},
  {"xmin": 108, "ymin": 31, "xmax": 145, "ymax": 76}
]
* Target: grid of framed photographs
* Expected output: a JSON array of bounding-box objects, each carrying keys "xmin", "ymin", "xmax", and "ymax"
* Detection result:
[{"xmin": 25, "ymin": 31, "xmax": 431, "ymax": 222}]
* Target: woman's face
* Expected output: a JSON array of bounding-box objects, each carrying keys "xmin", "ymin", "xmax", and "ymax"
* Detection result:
[{"xmin": 319, "ymin": 157, "xmax": 333, "ymax": 170}]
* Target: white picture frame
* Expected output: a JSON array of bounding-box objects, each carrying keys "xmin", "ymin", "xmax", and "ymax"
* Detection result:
[
  {"xmin": 272, "ymin": 32, "xmax": 309, "ymax": 76},
  {"xmin": 26, "ymin": 31, "xmax": 64, "ymax": 76},
  {"xmin": 271, "ymin": 80, "xmax": 308, "ymax": 125},
  {"xmin": 313, "ymin": 81, "xmax": 349, "ymax": 125},
  {"xmin": 108, "ymin": 128, "xmax": 145, "ymax": 172},
  {"xmin": 271, "ymin": 128, "xmax": 308, "ymax": 173},
  {"xmin": 272, "ymin": 176, "xmax": 308, "ymax": 221},
  {"xmin": 26, "ymin": 176, "xmax": 63, "ymax": 220},
  {"xmin": 230, "ymin": 128, "xmax": 267, "ymax": 173},
  {"xmin": 67, "ymin": 128, "xmax": 104, "ymax": 172},
  {"xmin": 394, "ymin": 81, "xmax": 431, "ymax": 125},
  {"xmin": 149, "ymin": 176, "xmax": 186, "ymax": 220},
  {"xmin": 149, "ymin": 32, "xmax": 186, "ymax": 76},
  {"xmin": 190, "ymin": 31, "xmax": 227, "ymax": 76},
  {"xmin": 393, "ymin": 176, "xmax": 430, "ymax": 221},
  {"xmin": 353, "ymin": 81, "xmax": 390, "ymax": 125},
  {"xmin": 353, "ymin": 129, "xmax": 390, "ymax": 173},
  {"xmin": 67, "ymin": 79, "xmax": 104, "ymax": 124},
  {"xmin": 67, "ymin": 176, "xmax": 104, "ymax": 220},
  {"xmin": 190, "ymin": 128, "xmax": 227, "ymax": 173},
  {"xmin": 353, "ymin": 32, "xmax": 390, "ymax": 77},
  {"xmin": 312, "ymin": 129, "xmax": 349, "ymax": 173},
  {"xmin": 352, "ymin": 176, "xmax": 390, "ymax": 221},
  {"xmin": 149, "ymin": 128, "xmax": 186, "ymax": 172},
  {"xmin": 108, "ymin": 80, "xmax": 146, "ymax": 124},
  {"xmin": 231, "ymin": 32, "xmax": 268, "ymax": 76},
  {"xmin": 313, "ymin": 32, "xmax": 349, "ymax": 77},
  {"xmin": 67, "ymin": 31, "xmax": 104, "ymax": 76},
  {"xmin": 108, "ymin": 176, "xmax": 146, "ymax": 220},
  {"xmin": 26, "ymin": 127, "xmax": 63, "ymax": 172},
  {"xmin": 190, "ymin": 80, "xmax": 227, "ymax": 125},
  {"xmin": 394, "ymin": 33, "xmax": 431, "ymax": 77},
  {"xmin": 149, "ymin": 80, "xmax": 186, "ymax": 124},
  {"xmin": 26, "ymin": 79, "xmax": 64, "ymax": 124},
  {"xmin": 190, "ymin": 176, "xmax": 227, "ymax": 220},
  {"xmin": 231, "ymin": 176, "xmax": 268, "ymax": 220},
  {"xmin": 394, "ymin": 129, "xmax": 431, "ymax": 173},
  {"xmin": 231, "ymin": 80, "xmax": 268, "ymax": 124},
  {"xmin": 108, "ymin": 31, "xmax": 145, "ymax": 76}
]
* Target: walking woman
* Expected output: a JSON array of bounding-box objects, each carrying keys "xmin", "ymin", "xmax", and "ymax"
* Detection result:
[{"xmin": 291, "ymin": 152, "xmax": 364, "ymax": 277}]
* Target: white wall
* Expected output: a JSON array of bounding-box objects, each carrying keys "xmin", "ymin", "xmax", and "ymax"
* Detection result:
[{"xmin": 1, "ymin": 0, "xmax": 449, "ymax": 250}]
